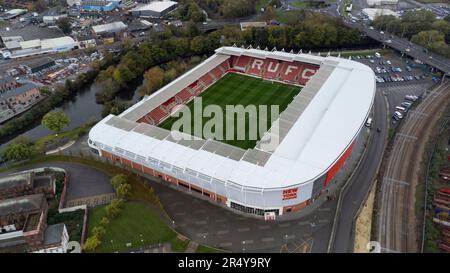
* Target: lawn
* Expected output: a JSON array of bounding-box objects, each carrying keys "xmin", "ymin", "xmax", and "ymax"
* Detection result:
[
  {"xmin": 88, "ymin": 203, "xmax": 184, "ymax": 253},
  {"xmin": 196, "ymin": 244, "xmax": 226, "ymax": 253},
  {"xmin": 159, "ymin": 73, "xmax": 300, "ymax": 149}
]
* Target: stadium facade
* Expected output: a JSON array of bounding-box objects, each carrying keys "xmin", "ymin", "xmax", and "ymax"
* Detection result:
[{"xmin": 88, "ymin": 46, "xmax": 375, "ymax": 217}]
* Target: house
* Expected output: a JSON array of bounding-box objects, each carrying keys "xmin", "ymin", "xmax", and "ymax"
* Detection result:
[
  {"xmin": 34, "ymin": 223, "xmax": 69, "ymax": 253},
  {"xmin": 0, "ymin": 171, "xmax": 56, "ymax": 200},
  {"xmin": 0, "ymin": 83, "xmax": 41, "ymax": 112},
  {"xmin": 0, "ymin": 194, "xmax": 48, "ymax": 253},
  {"xmin": 0, "ymin": 76, "xmax": 19, "ymax": 93}
]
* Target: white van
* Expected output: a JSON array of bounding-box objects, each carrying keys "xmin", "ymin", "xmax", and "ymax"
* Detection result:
[{"xmin": 365, "ymin": 117, "xmax": 373, "ymax": 127}]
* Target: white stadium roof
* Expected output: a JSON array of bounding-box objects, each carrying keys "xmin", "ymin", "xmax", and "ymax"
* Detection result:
[{"xmin": 90, "ymin": 46, "xmax": 375, "ymax": 190}]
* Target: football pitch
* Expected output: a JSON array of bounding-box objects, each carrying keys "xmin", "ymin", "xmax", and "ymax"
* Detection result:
[{"xmin": 158, "ymin": 73, "xmax": 301, "ymax": 150}]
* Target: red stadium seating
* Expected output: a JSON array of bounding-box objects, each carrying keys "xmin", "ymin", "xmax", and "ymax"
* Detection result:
[
  {"xmin": 280, "ymin": 62, "xmax": 303, "ymax": 83},
  {"xmin": 297, "ymin": 63, "xmax": 319, "ymax": 86},
  {"xmin": 148, "ymin": 107, "xmax": 168, "ymax": 125},
  {"xmin": 234, "ymin": 56, "xmax": 251, "ymax": 70},
  {"xmin": 176, "ymin": 88, "xmax": 193, "ymax": 103},
  {"xmin": 263, "ymin": 59, "xmax": 283, "ymax": 79},
  {"xmin": 246, "ymin": 58, "xmax": 267, "ymax": 76},
  {"xmin": 199, "ymin": 73, "xmax": 214, "ymax": 86}
]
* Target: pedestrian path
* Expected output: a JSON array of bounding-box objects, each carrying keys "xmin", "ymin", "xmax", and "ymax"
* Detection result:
[{"xmin": 184, "ymin": 241, "xmax": 199, "ymax": 253}]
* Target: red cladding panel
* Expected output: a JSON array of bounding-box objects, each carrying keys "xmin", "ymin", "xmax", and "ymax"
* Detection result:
[{"xmin": 325, "ymin": 142, "xmax": 354, "ymax": 186}]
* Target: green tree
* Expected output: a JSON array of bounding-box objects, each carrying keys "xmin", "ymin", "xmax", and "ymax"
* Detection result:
[
  {"xmin": 83, "ymin": 236, "xmax": 101, "ymax": 251},
  {"xmin": 141, "ymin": 67, "xmax": 164, "ymax": 95},
  {"xmin": 111, "ymin": 174, "xmax": 128, "ymax": 189},
  {"xmin": 2, "ymin": 142, "xmax": 35, "ymax": 161},
  {"xmin": 105, "ymin": 198, "xmax": 124, "ymax": 219},
  {"xmin": 56, "ymin": 17, "xmax": 71, "ymax": 35},
  {"xmin": 92, "ymin": 226, "xmax": 106, "ymax": 238},
  {"xmin": 42, "ymin": 111, "xmax": 70, "ymax": 134},
  {"xmin": 116, "ymin": 183, "xmax": 132, "ymax": 199},
  {"xmin": 190, "ymin": 36, "xmax": 206, "ymax": 54},
  {"xmin": 99, "ymin": 217, "xmax": 110, "ymax": 228}
]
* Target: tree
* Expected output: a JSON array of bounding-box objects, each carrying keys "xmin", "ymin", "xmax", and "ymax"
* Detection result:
[
  {"xmin": 34, "ymin": 0, "xmax": 47, "ymax": 12},
  {"xmin": 116, "ymin": 183, "xmax": 132, "ymax": 199},
  {"xmin": 190, "ymin": 36, "xmax": 206, "ymax": 54},
  {"xmin": 83, "ymin": 236, "xmax": 101, "ymax": 251},
  {"xmin": 2, "ymin": 142, "xmax": 35, "ymax": 162},
  {"xmin": 111, "ymin": 174, "xmax": 128, "ymax": 189},
  {"xmin": 99, "ymin": 217, "xmax": 110, "ymax": 228},
  {"xmin": 42, "ymin": 111, "xmax": 70, "ymax": 134},
  {"xmin": 56, "ymin": 17, "xmax": 72, "ymax": 35},
  {"xmin": 92, "ymin": 226, "xmax": 106, "ymax": 238},
  {"xmin": 141, "ymin": 67, "xmax": 164, "ymax": 96},
  {"xmin": 105, "ymin": 198, "xmax": 124, "ymax": 219}
]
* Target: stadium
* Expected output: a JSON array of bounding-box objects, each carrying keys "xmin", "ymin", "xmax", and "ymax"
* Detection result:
[{"xmin": 88, "ymin": 46, "xmax": 376, "ymax": 217}]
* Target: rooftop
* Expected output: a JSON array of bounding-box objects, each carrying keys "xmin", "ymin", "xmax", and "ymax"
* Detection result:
[
  {"xmin": 25, "ymin": 57, "xmax": 55, "ymax": 70},
  {"xmin": 0, "ymin": 193, "xmax": 45, "ymax": 217},
  {"xmin": 132, "ymin": 1, "xmax": 178, "ymax": 13},
  {"xmin": 0, "ymin": 83, "xmax": 39, "ymax": 99},
  {"xmin": 0, "ymin": 26, "xmax": 64, "ymax": 42},
  {"xmin": 92, "ymin": 21, "xmax": 127, "ymax": 34},
  {"xmin": 90, "ymin": 47, "xmax": 375, "ymax": 190},
  {"xmin": 0, "ymin": 173, "xmax": 32, "ymax": 190},
  {"xmin": 43, "ymin": 223, "xmax": 65, "ymax": 246}
]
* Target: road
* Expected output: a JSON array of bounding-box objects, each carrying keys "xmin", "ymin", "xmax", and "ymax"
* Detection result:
[
  {"xmin": 340, "ymin": 19, "xmax": 450, "ymax": 75},
  {"xmin": 377, "ymin": 80, "xmax": 450, "ymax": 252},
  {"xmin": 331, "ymin": 83, "xmax": 388, "ymax": 252}
]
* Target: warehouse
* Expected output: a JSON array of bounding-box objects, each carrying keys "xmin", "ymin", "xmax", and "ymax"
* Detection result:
[
  {"xmin": 1, "ymin": 36, "xmax": 78, "ymax": 59},
  {"xmin": 79, "ymin": 0, "xmax": 121, "ymax": 12},
  {"xmin": 24, "ymin": 58, "xmax": 56, "ymax": 74},
  {"xmin": 92, "ymin": 21, "xmax": 128, "ymax": 36},
  {"xmin": 366, "ymin": 0, "xmax": 398, "ymax": 6},
  {"xmin": 362, "ymin": 8, "xmax": 400, "ymax": 21},
  {"xmin": 130, "ymin": 1, "xmax": 178, "ymax": 18}
]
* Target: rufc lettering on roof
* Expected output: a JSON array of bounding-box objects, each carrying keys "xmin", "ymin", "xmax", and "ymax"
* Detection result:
[{"xmin": 282, "ymin": 188, "xmax": 298, "ymax": 200}]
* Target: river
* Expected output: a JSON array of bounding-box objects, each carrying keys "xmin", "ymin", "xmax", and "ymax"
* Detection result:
[{"xmin": 0, "ymin": 76, "xmax": 144, "ymax": 150}]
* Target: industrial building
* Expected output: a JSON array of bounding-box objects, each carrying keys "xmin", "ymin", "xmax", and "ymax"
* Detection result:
[
  {"xmin": 88, "ymin": 46, "xmax": 376, "ymax": 218},
  {"xmin": 362, "ymin": 8, "xmax": 400, "ymax": 21},
  {"xmin": 1, "ymin": 9, "xmax": 27, "ymax": 20},
  {"xmin": 130, "ymin": 1, "xmax": 178, "ymax": 18},
  {"xmin": 78, "ymin": 0, "xmax": 121, "ymax": 12},
  {"xmin": 24, "ymin": 57, "xmax": 56, "ymax": 74},
  {"xmin": 366, "ymin": 0, "xmax": 398, "ymax": 7},
  {"xmin": 240, "ymin": 22, "xmax": 268, "ymax": 31},
  {"xmin": 0, "ymin": 35, "xmax": 79, "ymax": 59},
  {"xmin": 92, "ymin": 21, "xmax": 128, "ymax": 36}
]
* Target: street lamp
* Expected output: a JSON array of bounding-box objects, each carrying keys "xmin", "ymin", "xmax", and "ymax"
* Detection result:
[
  {"xmin": 242, "ymin": 240, "xmax": 246, "ymax": 253},
  {"xmin": 284, "ymin": 235, "xmax": 289, "ymax": 246},
  {"xmin": 111, "ymin": 240, "xmax": 115, "ymax": 253}
]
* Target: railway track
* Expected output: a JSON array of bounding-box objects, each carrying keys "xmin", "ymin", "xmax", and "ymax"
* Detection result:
[{"xmin": 377, "ymin": 80, "xmax": 450, "ymax": 252}]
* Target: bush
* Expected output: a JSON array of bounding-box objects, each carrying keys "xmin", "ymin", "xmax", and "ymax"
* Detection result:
[{"xmin": 84, "ymin": 235, "xmax": 101, "ymax": 251}]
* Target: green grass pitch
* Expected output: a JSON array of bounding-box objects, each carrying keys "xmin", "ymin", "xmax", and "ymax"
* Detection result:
[{"xmin": 158, "ymin": 73, "xmax": 301, "ymax": 150}]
